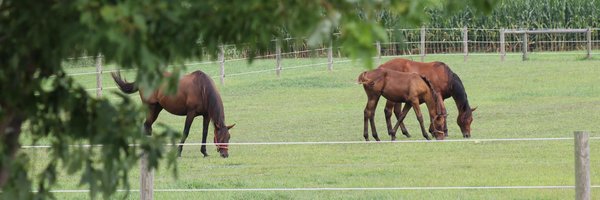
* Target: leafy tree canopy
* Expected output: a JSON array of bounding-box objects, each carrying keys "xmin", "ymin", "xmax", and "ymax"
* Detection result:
[{"xmin": 0, "ymin": 0, "xmax": 496, "ymax": 199}]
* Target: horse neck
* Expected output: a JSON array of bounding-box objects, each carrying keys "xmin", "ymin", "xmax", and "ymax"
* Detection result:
[
  {"xmin": 423, "ymin": 91, "xmax": 440, "ymax": 119},
  {"xmin": 199, "ymin": 75, "xmax": 226, "ymax": 129},
  {"xmin": 208, "ymin": 94, "xmax": 226, "ymax": 129}
]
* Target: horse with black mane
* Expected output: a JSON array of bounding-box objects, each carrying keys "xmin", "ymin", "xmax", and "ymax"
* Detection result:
[
  {"xmin": 379, "ymin": 58, "xmax": 476, "ymax": 138},
  {"xmin": 358, "ymin": 68, "xmax": 446, "ymax": 140},
  {"xmin": 111, "ymin": 70, "xmax": 234, "ymax": 158}
]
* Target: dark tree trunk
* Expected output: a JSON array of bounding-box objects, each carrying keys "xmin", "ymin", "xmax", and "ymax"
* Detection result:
[{"xmin": 0, "ymin": 112, "xmax": 24, "ymax": 188}]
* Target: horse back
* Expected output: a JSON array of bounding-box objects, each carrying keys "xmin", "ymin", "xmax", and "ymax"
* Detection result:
[
  {"xmin": 379, "ymin": 58, "xmax": 451, "ymax": 98},
  {"xmin": 378, "ymin": 70, "xmax": 429, "ymax": 102}
]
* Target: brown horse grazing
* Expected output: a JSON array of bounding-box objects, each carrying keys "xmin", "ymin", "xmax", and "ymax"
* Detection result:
[
  {"xmin": 358, "ymin": 68, "xmax": 446, "ymax": 141},
  {"xmin": 379, "ymin": 58, "xmax": 476, "ymax": 138},
  {"xmin": 111, "ymin": 70, "xmax": 234, "ymax": 158}
]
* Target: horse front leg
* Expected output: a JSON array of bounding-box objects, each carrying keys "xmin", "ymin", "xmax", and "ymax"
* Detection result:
[
  {"xmin": 393, "ymin": 102, "xmax": 412, "ymax": 138},
  {"xmin": 411, "ymin": 101, "xmax": 431, "ymax": 140},
  {"xmin": 200, "ymin": 115, "xmax": 210, "ymax": 157},
  {"xmin": 178, "ymin": 112, "xmax": 196, "ymax": 157},
  {"xmin": 437, "ymin": 95, "xmax": 449, "ymax": 137},
  {"xmin": 384, "ymin": 100, "xmax": 396, "ymax": 140}
]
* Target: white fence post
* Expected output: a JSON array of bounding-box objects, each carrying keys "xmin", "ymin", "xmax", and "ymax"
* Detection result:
[
  {"xmin": 276, "ymin": 41, "xmax": 282, "ymax": 77},
  {"xmin": 574, "ymin": 131, "xmax": 591, "ymax": 200},
  {"xmin": 95, "ymin": 53, "xmax": 103, "ymax": 97},
  {"xmin": 587, "ymin": 28, "xmax": 592, "ymax": 59},
  {"xmin": 500, "ymin": 29, "xmax": 505, "ymax": 62},
  {"xmin": 219, "ymin": 45, "xmax": 225, "ymax": 85},
  {"xmin": 328, "ymin": 40, "xmax": 333, "ymax": 71},
  {"xmin": 420, "ymin": 27, "xmax": 426, "ymax": 62},
  {"xmin": 522, "ymin": 32, "xmax": 528, "ymax": 61},
  {"xmin": 140, "ymin": 152, "xmax": 154, "ymax": 200},
  {"xmin": 376, "ymin": 41, "xmax": 381, "ymax": 65},
  {"xmin": 463, "ymin": 27, "xmax": 468, "ymax": 62}
]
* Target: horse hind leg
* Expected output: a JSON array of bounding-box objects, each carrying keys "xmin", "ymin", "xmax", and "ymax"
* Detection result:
[
  {"xmin": 178, "ymin": 112, "xmax": 196, "ymax": 157},
  {"xmin": 363, "ymin": 95, "xmax": 380, "ymax": 141},
  {"xmin": 144, "ymin": 104, "xmax": 163, "ymax": 135},
  {"xmin": 384, "ymin": 100, "xmax": 397, "ymax": 141}
]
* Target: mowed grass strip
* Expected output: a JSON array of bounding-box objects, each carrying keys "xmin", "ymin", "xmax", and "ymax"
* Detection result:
[{"xmin": 25, "ymin": 53, "xmax": 600, "ymax": 199}]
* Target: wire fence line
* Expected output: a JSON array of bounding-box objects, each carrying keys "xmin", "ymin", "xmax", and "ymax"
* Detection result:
[
  {"xmin": 78, "ymin": 59, "xmax": 354, "ymax": 92},
  {"xmin": 39, "ymin": 185, "xmax": 600, "ymax": 193},
  {"xmin": 19, "ymin": 136, "xmax": 600, "ymax": 149},
  {"xmin": 63, "ymin": 27, "xmax": 600, "ymax": 79},
  {"xmin": 20, "ymin": 134, "xmax": 597, "ymax": 196}
]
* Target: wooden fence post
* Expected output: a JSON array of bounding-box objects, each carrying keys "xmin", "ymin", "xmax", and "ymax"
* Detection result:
[
  {"xmin": 140, "ymin": 152, "xmax": 154, "ymax": 200},
  {"xmin": 522, "ymin": 32, "xmax": 528, "ymax": 61},
  {"xmin": 420, "ymin": 27, "xmax": 426, "ymax": 62},
  {"xmin": 95, "ymin": 53, "xmax": 103, "ymax": 97},
  {"xmin": 219, "ymin": 45, "xmax": 225, "ymax": 85},
  {"xmin": 586, "ymin": 28, "xmax": 592, "ymax": 59},
  {"xmin": 276, "ymin": 41, "xmax": 282, "ymax": 77},
  {"xmin": 463, "ymin": 27, "xmax": 468, "ymax": 62},
  {"xmin": 376, "ymin": 41, "xmax": 381, "ymax": 65},
  {"xmin": 574, "ymin": 131, "xmax": 590, "ymax": 200},
  {"xmin": 327, "ymin": 40, "xmax": 333, "ymax": 71},
  {"xmin": 500, "ymin": 29, "xmax": 505, "ymax": 62}
]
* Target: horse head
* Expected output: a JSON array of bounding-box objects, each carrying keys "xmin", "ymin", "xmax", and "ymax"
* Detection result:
[
  {"xmin": 214, "ymin": 124, "xmax": 235, "ymax": 158},
  {"xmin": 432, "ymin": 113, "xmax": 447, "ymax": 140},
  {"xmin": 458, "ymin": 106, "xmax": 476, "ymax": 138}
]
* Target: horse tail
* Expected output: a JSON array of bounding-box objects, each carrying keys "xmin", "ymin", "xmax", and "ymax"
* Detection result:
[
  {"xmin": 357, "ymin": 71, "xmax": 372, "ymax": 85},
  {"xmin": 111, "ymin": 71, "xmax": 138, "ymax": 94},
  {"xmin": 357, "ymin": 70, "xmax": 387, "ymax": 86}
]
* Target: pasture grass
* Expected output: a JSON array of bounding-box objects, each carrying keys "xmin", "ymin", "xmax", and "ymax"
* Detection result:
[{"xmin": 22, "ymin": 53, "xmax": 600, "ymax": 199}]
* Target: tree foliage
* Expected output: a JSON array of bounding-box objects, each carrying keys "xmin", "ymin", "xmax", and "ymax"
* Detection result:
[{"xmin": 0, "ymin": 0, "xmax": 496, "ymax": 199}]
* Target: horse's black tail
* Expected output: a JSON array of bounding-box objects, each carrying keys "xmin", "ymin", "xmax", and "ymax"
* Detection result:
[{"xmin": 111, "ymin": 71, "xmax": 138, "ymax": 94}]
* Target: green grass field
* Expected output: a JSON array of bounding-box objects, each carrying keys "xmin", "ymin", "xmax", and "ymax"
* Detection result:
[{"xmin": 22, "ymin": 53, "xmax": 600, "ymax": 199}]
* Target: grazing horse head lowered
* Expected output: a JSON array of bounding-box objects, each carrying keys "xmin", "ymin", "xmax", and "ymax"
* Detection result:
[
  {"xmin": 378, "ymin": 58, "xmax": 476, "ymax": 138},
  {"xmin": 358, "ymin": 68, "xmax": 446, "ymax": 141},
  {"xmin": 111, "ymin": 70, "xmax": 234, "ymax": 158}
]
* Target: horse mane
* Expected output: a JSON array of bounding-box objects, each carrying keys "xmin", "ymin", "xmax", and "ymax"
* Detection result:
[
  {"xmin": 440, "ymin": 62, "xmax": 472, "ymax": 119},
  {"xmin": 193, "ymin": 71, "xmax": 226, "ymax": 129}
]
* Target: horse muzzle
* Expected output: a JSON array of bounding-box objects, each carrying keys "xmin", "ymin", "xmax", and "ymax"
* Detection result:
[
  {"xmin": 434, "ymin": 131, "xmax": 446, "ymax": 140},
  {"xmin": 462, "ymin": 131, "xmax": 471, "ymax": 138},
  {"xmin": 218, "ymin": 148, "xmax": 229, "ymax": 158}
]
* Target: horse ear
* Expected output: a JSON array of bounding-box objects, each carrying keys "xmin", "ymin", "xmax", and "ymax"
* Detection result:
[
  {"xmin": 227, "ymin": 124, "xmax": 236, "ymax": 130},
  {"xmin": 471, "ymin": 107, "xmax": 478, "ymax": 112}
]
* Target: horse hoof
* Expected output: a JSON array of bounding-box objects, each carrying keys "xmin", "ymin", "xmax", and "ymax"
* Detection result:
[{"xmin": 391, "ymin": 137, "xmax": 397, "ymax": 141}]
